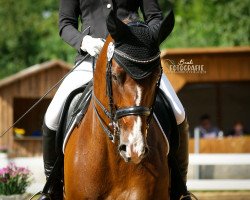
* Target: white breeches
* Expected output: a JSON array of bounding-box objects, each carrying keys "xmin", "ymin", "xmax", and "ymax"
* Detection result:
[
  {"xmin": 45, "ymin": 61, "xmax": 93, "ymax": 131},
  {"xmin": 159, "ymin": 74, "xmax": 185, "ymax": 125},
  {"xmin": 44, "ymin": 61, "xmax": 185, "ymax": 131}
]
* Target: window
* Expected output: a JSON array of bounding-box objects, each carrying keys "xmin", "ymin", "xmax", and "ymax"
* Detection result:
[
  {"xmin": 13, "ymin": 98, "xmax": 51, "ymax": 140},
  {"xmin": 178, "ymin": 82, "xmax": 250, "ymax": 137}
]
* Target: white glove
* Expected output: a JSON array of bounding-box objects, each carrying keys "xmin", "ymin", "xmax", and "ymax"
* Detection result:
[{"xmin": 81, "ymin": 35, "xmax": 104, "ymax": 57}]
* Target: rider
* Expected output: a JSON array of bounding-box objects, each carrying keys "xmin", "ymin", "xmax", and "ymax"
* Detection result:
[{"xmin": 42, "ymin": 0, "xmax": 190, "ymax": 199}]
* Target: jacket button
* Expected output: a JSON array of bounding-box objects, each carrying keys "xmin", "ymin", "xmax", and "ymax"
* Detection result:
[{"xmin": 107, "ymin": 4, "xmax": 111, "ymax": 9}]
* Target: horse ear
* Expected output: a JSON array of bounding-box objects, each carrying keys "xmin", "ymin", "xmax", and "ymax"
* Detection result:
[
  {"xmin": 150, "ymin": 10, "xmax": 175, "ymax": 45},
  {"xmin": 106, "ymin": 10, "xmax": 130, "ymax": 42}
]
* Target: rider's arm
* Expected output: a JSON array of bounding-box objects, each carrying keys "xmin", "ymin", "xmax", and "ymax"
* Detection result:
[
  {"xmin": 139, "ymin": 0, "xmax": 163, "ymax": 26},
  {"xmin": 59, "ymin": 0, "xmax": 90, "ymax": 53}
]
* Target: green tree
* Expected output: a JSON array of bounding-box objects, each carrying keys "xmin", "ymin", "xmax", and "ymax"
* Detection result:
[
  {"xmin": 162, "ymin": 0, "xmax": 250, "ymax": 48},
  {"xmin": 0, "ymin": 0, "xmax": 75, "ymax": 79}
]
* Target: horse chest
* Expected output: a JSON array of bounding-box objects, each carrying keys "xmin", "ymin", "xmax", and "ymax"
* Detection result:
[
  {"xmin": 64, "ymin": 105, "xmax": 170, "ymax": 199},
  {"xmin": 106, "ymin": 188, "xmax": 150, "ymax": 200},
  {"xmin": 101, "ymin": 164, "xmax": 169, "ymax": 199},
  {"xmin": 76, "ymin": 160, "xmax": 166, "ymax": 199}
]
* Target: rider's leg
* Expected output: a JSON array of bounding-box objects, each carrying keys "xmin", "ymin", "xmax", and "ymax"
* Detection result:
[
  {"xmin": 45, "ymin": 61, "xmax": 93, "ymax": 131},
  {"xmin": 42, "ymin": 60, "xmax": 93, "ymax": 198},
  {"xmin": 160, "ymin": 73, "xmax": 189, "ymax": 186}
]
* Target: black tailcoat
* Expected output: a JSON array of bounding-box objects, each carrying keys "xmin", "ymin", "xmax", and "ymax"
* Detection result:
[{"xmin": 59, "ymin": 0, "xmax": 163, "ymax": 62}]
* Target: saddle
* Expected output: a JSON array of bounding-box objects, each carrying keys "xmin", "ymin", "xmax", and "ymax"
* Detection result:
[{"xmin": 56, "ymin": 81, "xmax": 93, "ymax": 153}]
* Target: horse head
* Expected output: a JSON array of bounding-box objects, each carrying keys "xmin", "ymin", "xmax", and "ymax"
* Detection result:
[{"xmin": 94, "ymin": 10, "xmax": 174, "ymax": 164}]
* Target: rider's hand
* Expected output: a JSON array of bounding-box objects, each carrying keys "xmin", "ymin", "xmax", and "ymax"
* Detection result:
[{"xmin": 81, "ymin": 35, "xmax": 104, "ymax": 57}]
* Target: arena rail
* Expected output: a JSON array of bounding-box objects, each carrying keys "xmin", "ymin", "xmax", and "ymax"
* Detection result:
[{"xmin": 188, "ymin": 130, "xmax": 250, "ymax": 191}]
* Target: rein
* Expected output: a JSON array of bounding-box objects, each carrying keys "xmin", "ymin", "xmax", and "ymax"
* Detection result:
[{"xmin": 92, "ymin": 42, "xmax": 162, "ymax": 143}]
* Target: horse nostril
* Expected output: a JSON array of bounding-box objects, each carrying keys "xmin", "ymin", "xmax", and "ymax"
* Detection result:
[{"xmin": 119, "ymin": 144, "xmax": 127, "ymax": 152}]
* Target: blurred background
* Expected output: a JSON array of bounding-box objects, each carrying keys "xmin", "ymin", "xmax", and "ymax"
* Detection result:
[
  {"xmin": 0, "ymin": 0, "xmax": 249, "ymax": 78},
  {"xmin": 0, "ymin": 0, "xmax": 250, "ymax": 199}
]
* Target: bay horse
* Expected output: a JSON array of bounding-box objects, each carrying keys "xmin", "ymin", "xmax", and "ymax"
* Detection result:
[{"xmin": 64, "ymin": 11, "xmax": 174, "ymax": 200}]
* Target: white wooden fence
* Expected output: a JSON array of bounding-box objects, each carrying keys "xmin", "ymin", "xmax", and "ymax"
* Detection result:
[{"xmin": 1, "ymin": 154, "xmax": 250, "ymax": 192}]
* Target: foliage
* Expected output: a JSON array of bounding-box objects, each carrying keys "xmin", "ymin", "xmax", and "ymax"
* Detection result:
[
  {"xmin": 0, "ymin": 0, "xmax": 249, "ymax": 79},
  {"xmin": 0, "ymin": 163, "xmax": 32, "ymax": 195},
  {"xmin": 0, "ymin": 0, "xmax": 75, "ymax": 79},
  {"xmin": 162, "ymin": 0, "xmax": 250, "ymax": 48}
]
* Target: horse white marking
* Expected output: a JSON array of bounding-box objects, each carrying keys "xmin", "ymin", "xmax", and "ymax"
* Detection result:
[
  {"xmin": 127, "ymin": 86, "xmax": 144, "ymax": 156},
  {"xmin": 135, "ymin": 86, "xmax": 142, "ymax": 106},
  {"xmin": 128, "ymin": 116, "xmax": 144, "ymax": 156},
  {"xmin": 133, "ymin": 117, "xmax": 144, "ymax": 155}
]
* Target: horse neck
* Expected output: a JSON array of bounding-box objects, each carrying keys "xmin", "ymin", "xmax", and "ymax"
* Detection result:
[
  {"xmin": 93, "ymin": 36, "xmax": 112, "ymax": 109},
  {"xmin": 92, "ymin": 36, "xmax": 120, "ymax": 158}
]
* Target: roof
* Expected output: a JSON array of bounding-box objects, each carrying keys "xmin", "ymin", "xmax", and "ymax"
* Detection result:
[
  {"xmin": 0, "ymin": 60, "xmax": 71, "ymax": 89},
  {"xmin": 161, "ymin": 46, "xmax": 250, "ymax": 56}
]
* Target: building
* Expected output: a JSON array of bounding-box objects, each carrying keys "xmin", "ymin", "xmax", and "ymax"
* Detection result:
[
  {"xmin": 161, "ymin": 46, "xmax": 250, "ymax": 136},
  {"xmin": 0, "ymin": 60, "xmax": 71, "ymax": 157}
]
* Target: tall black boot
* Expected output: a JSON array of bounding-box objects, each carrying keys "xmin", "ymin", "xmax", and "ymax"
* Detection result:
[
  {"xmin": 43, "ymin": 123, "xmax": 57, "ymax": 179},
  {"xmin": 176, "ymin": 118, "xmax": 189, "ymax": 183},
  {"xmin": 176, "ymin": 118, "xmax": 192, "ymax": 200},
  {"xmin": 39, "ymin": 122, "xmax": 63, "ymax": 200}
]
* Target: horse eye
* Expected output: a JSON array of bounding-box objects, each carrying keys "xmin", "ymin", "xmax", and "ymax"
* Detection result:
[{"xmin": 112, "ymin": 74, "xmax": 118, "ymax": 81}]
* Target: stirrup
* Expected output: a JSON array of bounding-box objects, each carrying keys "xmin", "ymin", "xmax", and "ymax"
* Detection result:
[
  {"xmin": 180, "ymin": 192, "xmax": 198, "ymax": 200},
  {"xmin": 29, "ymin": 191, "xmax": 52, "ymax": 200}
]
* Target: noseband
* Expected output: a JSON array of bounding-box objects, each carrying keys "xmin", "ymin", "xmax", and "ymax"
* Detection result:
[{"xmin": 93, "ymin": 42, "xmax": 162, "ymax": 142}]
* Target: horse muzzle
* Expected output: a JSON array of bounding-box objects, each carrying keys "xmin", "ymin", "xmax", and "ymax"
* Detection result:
[{"xmin": 118, "ymin": 142, "xmax": 149, "ymax": 164}]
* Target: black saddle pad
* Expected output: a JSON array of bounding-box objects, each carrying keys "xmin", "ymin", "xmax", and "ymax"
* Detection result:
[
  {"xmin": 55, "ymin": 81, "xmax": 93, "ymax": 153},
  {"xmin": 154, "ymin": 89, "xmax": 180, "ymax": 155}
]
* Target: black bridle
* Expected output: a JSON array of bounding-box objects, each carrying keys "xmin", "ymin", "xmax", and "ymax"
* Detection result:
[{"xmin": 93, "ymin": 42, "xmax": 162, "ymax": 142}]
